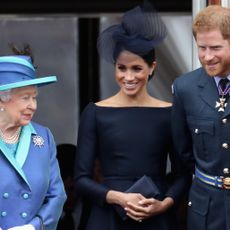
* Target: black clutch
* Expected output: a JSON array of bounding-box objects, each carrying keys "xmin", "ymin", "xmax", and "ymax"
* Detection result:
[{"xmin": 113, "ymin": 175, "xmax": 160, "ymax": 220}]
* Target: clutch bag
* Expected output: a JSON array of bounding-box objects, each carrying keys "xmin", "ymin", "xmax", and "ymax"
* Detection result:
[{"xmin": 113, "ymin": 175, "xmax": 160, "ymax": 220}]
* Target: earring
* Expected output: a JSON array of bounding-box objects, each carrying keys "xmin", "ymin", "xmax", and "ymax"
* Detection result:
[{"xmin": 0, "ymin": 107, "xmax": 4, "ymax": 112}]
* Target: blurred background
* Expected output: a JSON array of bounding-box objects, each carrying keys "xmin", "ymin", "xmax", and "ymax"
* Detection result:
[{"xmin": 0, "ymin": 0, "xmax": 192, "ymax": 145}]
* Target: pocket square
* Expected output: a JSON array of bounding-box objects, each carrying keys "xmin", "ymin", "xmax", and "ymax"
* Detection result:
[{"xmin": 113, "ymin": 175, "xmax": 160, "ymax": 220}]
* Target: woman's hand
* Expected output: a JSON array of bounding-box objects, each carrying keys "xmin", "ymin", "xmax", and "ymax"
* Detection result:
[
  {"xmin": 125, "ymin": 197, "xmax": 174, "ymax": 222},
  {"xmin": 106, "ymin": 190, "xmax": 146, "ymax": 208}
]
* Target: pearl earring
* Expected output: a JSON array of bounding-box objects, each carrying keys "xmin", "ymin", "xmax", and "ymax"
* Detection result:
[{"xmin": 0, "ymin": 107, "xmax": 4, "ymax": 112}]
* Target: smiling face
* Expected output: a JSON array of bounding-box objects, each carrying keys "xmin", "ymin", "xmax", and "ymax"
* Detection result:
[
  {"xmin": 1, "ymin": 85, "xmax": 38, "ymax": 127},
  {"xmin": 197, "ymin": 29, "xmax": 230, "ymax": 77},
  {"xmin": 115, "ymin": 50, "xmax": 156, "ymax": 97}
]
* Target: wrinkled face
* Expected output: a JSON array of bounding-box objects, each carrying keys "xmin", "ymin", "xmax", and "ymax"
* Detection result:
[
  {"xmin": 115, "ymin": 50, "xmax": 155, "ymax": 97},
  {"xmin": 197, "ymin": 29, "xmax": 230, "ymax": 77},
  {"xmin": 2, "ymin": 85, "xmax": 37, "ymax": 127}
]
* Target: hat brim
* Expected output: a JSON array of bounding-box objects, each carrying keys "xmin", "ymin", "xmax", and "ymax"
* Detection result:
[{"xmin": 0, "ymin": 76, "xmax": 57, "ymax": 91}]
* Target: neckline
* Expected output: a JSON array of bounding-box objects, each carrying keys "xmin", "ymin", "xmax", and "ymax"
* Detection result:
[{"xmin": 92, "ymin": 102, "xmax": 172, "ymax": 109}]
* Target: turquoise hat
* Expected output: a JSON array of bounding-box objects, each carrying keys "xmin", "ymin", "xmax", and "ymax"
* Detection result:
[{"xmin": 0, "ymin": 55, "xmax": 57, "ymax": 91}]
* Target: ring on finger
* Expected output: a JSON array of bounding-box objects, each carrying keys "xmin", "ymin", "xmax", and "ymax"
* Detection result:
[{"xmin": 138, "ymin": 219, "xmax": 142, "ymax": 223}]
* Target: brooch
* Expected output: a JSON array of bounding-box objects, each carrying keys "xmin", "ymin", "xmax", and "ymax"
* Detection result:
[{"xmin": 32, "ymin": 135, "xmax": 44, "ymax": 147}]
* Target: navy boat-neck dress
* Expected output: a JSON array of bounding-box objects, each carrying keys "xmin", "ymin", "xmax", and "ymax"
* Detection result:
[{"xmin": 74, "ymin": 102, "xmax": 189, "ymax": 230}]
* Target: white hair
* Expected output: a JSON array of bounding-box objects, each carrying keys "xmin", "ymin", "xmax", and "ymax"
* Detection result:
[{"xmin": 0, "ymin": 89, "xmax": 12, "ymax": 102}]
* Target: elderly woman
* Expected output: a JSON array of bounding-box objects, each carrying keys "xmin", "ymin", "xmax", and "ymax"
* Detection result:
[
  {"xmin": 0, "ymin": 54, "xmax": 66, "ymax": 230},
  {"xmin": 74, "ymin": 1, "xmax": 191, "ymax": 230}
]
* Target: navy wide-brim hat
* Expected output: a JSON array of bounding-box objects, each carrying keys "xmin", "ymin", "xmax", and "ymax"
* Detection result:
[{"xmin": 0, "ymin": 55, "xmax": 57, "ymax": 91}]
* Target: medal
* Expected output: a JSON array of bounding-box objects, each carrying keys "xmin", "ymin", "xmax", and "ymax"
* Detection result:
[
  {"xmin": 216, "ymin": 79, "xmax": 230, "ymax": 112},
  {"xmin": 215, "ymin": 97, "xmax": 228, "ymax": 112}
]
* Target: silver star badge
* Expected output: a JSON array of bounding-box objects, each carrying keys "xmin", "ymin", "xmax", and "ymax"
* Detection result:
[
  {"xmin": 32, "ymin": 135, "xmax": 44, "ymax": 147},
  {"xmin": 215, "ymin": 97, "xmax": 227, "ymax": 112}
]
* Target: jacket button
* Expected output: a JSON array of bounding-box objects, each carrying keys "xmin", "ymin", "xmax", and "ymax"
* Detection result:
[
  {"xmin": 22, "ymin": 193, "xmax": 29, "ymax": 199},
  {"xmin": 2, "ymin": 193, "xmax": 9, "ymax": 199},
  {"xmin": 21, "ymin": 212, "xmax": 27, "ymax": 218},
  {"xmin": 194, "ymin": 129, "xmax": 199, "ymax": 134},
  {"xmin": 222, "ymin": 143, "xmax": 229, "ymax": 149},
  {"xmin": 188, "ymin": 201, "xmax": 192, "ymax": 206},
  {"xmin": 1, "ymin": 211, "xmax": 7, "ymax": 217},
  {"xmin": 222, "ymin": 118, "xmax": 227, "ymax": 124},
  {"xmin": 223, "ymin": 168, "xmax": 230, "ymax": 174}
]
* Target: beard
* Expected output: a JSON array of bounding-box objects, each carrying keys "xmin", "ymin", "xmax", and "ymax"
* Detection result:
[
  {"xmin": 204, "ymin": 66, "xmax": 219, "ymax": 76},
  {"xmin": 202, "ymin": 61, "xmax": 230, "ymax": 77}
]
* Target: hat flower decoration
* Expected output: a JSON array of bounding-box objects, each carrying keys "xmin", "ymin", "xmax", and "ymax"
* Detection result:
[{"xmin": 97, "ymin": 0, "xmax": 167, "ymax": 64}]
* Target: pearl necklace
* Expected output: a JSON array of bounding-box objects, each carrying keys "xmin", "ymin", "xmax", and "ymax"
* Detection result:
[{"xmin": 0, "ymin": 127, "xmax": 21, "ymax": 144}]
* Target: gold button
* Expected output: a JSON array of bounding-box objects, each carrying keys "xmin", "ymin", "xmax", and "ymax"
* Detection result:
[
  {"xmin": 223, "ymin": 168, "xmax": 230, "ymax": 174},
  {"xmin": 222, "ymin": 143, "xmax": 229, "ymax": 149},
  {"xmin": 188, "ymin": 201, "xmax": 192, "ymax": 206},
  {"xmin": 222, "ymin": 118, "xmax": 227, "ymax": 124}
]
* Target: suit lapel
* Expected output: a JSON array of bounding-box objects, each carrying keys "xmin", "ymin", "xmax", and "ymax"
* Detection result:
[
  {"xmin": 0, "ymin": 123, "xmax": 36, "ymax": 189},
  {"xmin": 15, "ymin": 124, "xmax": 34, "ymax": 168},
  {"xmin": 198, "ymin": 70, "xmax": 219, "ymax": 111},
  {"xmin": 0, "ymin": 142, "xmax": 30, "ymax": 187},
  {"xmin": 223, "ymin": 98, "xmax": 230, "ymax": 117}
]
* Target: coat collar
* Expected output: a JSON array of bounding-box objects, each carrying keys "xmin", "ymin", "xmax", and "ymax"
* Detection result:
[
  {"xmin": 197, "ymin": 69, "xmax": 219, "ymax": 111},
  {"xmin": 0, "ymin": 123, "xmax": 36, "ymax": 189}
]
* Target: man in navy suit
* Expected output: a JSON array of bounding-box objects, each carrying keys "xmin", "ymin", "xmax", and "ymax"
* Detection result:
[{"xmin": 172, "ymin": 5, "xmax": 230, "ymax": 230}]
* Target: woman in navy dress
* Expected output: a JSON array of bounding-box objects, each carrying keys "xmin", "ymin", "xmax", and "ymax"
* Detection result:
[{"xmin": 74, "ymin": 1, "xmax": 190, "ymax": 229}]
